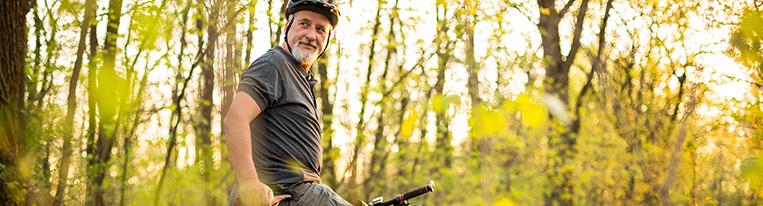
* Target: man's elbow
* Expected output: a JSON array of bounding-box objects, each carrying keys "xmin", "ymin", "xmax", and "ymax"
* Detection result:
[{"xmin": 222, "ymin": 113, "xmax": 244, "ymax": 137}]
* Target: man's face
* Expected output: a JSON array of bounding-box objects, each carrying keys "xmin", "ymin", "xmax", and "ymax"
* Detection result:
[{"xmin": 287, "ymin": 10, "xmax": 332, "ymax": 67}]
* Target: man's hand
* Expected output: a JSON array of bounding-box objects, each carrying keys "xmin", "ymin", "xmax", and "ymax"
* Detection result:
[
  {"xmin": 238, "ymin": 178, "xmax": 279, "ymax": 206},
  {"xmin": 238, "ymin": 178, "xmax": 292, "ymax": 206}
]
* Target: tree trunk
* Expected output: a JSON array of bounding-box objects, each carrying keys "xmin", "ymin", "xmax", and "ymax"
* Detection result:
[
  {"xmin": 27, "ymin": 3, "xmax": 43, "ymax": 107},
  {"xmin": 244, "ymin": 0, "xmax": 258, "ymax": 64},
  {"xmin": 0, "ymin": 0, "xmax": 31, "ymax": 205},
  {"xmin": 85, "ymin": 12, "xmax": 99, "ymax": 206},
  {"xmin": 346, "ymin": 0, "xmax": 383, "ymax": 200},
  {"xmin": 536, "ymin": 0, "xmax": 589, "ymax": 205},
  {"xmin": 119, "ymin": 58, "xmax": 151, "ymax": 206},
  {"xmin": 318, "ymin": 53, "xmax": 338, "ymax": 186},
  {"xmin": 433, "ymin": 1, "xmax": 453, "ymax": 170},
  {"xmin": 365, "ymin": 0, "xmax": 400, "ymax": 197},
  {"xmin": 55, "ymin": 0, "xmax": 97, "ymax": 204},
  {"xmin": 465, "ymin": 0, "xmax": 480, "ymax": 107},
  {"xmin": 220, "ymin": 0, "xmax": 243, "ymax": 204},
  {"xmin": 222, "ymin": 0, "xmax": 242, "ymax": 143},
  {"xmin": 155, "ymin": 1, "xmax": 202, "ymax": 204},
  {"xmin": 89, "ymin": 0, "xmax": 124, "ymax": 204},
  {"xmin": 198, "ymin": 0, "xmax": 221, "ymax": 200},
  {"xmin": 270, "ymin": 0, "xmax": 288, "ymax": 47}
]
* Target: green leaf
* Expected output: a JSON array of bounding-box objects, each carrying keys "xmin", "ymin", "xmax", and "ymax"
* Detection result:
[{"xmin": 432, "ymin": 94, "xmax": 460, "ymax": 113}]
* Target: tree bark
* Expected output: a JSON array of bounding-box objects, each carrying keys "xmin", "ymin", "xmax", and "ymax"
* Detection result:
[{"xmin": 0, "ymin": 0, "xmax": 31, "ymax": 205}]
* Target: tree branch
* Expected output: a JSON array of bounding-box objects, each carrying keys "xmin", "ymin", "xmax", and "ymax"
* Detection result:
[
  {"xmin": 562, "ymin": 0, "xmax": 590, "ymax": 71},
  {"xmin": 559, "ymin": 0, "xmax": 577, "ymax": 16}
]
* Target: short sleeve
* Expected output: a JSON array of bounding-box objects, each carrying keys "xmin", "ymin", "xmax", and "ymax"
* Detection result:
[{"xmin": 237, "ymin": 60, "xmax": 282, "ymax": 109}]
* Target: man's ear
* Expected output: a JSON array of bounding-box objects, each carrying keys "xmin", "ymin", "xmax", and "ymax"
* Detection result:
[{"xmin": 285, "ymin": 14, "xmax": 295, "ymax": 29}]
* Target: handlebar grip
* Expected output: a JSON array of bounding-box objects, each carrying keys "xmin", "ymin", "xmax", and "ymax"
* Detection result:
[
  {"xmin": 401, "ymin": 180, "xmax": 435, "ymax": 200},
  {"xmin": 374, "ymin": 180, "xmax": 435, "ymax": 206}
]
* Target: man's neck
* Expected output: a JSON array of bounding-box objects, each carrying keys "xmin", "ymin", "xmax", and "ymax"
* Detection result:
[{"xmin": 279, "ymin": 44, "xmax": 312, "ymax": 72}]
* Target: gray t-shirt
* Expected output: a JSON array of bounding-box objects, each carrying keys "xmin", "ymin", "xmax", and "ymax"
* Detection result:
[{"xmin": 237, "ymin": 46, "xmax": 322, "ymax": 188}]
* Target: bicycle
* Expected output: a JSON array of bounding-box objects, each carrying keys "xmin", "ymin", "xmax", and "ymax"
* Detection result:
[{"xmin": 364, "ymin": 180, "xmax": 435, "ymax": 206}]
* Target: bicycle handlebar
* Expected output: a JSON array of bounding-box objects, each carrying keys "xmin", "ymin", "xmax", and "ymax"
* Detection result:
[{"xmin": 367, "ymin": 180, "xmax": 435, "ymax": 206}]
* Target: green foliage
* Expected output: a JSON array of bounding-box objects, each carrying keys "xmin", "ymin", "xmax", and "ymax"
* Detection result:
[
  {"xmin": 132, "ymin": 4, "xmax": 174, "ymax": 50},
  {"xmin": 730, "ymin": 9, "xmax": 763, "ymax": 69},
  {"xmin": 13, "ymin": 0, "xmax": 763, "ymax": 205},
  {"xmin": 0, "ymin": 164, "xmax": 26, "ymax": 204},
  {"xmin": 741, "ymin": 156, "xmax": 763, "ymax": 196},
  {"xmin": 431, "ymin": 94, "xmax": 460, "ymax": 113},
  {"xmin": 130, "ymin": 166, "xmax": 231, "ymax": 206}
]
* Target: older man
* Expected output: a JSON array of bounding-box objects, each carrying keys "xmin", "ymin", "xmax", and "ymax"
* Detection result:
[{"xmin": 223, "ymin": 0, "xmax": 350, "ymax": 206}]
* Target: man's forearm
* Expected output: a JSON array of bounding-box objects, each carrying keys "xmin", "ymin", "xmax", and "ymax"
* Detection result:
[{"xmin": 224, "ymin": 117, "xmax": 259, "ymax": 181}]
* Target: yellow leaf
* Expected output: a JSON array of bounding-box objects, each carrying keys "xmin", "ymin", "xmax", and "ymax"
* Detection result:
[
  {"xmin": 400, "ymin": 111, "xmax": 419, "ymax": 137},
  {"xmin": 492, "ymin": 198, "xmax": 517, "ymax": 206},
  {"xmin": 470, "ymin": 105, "xmax": 506, "ymax": 137},
  {"xmin": 517, "ymin": 94, "xmax": 548, "ymax": 129},
  {"xmin": 539, "ymin": 7, "xmax": 551, "ymax": 16}
]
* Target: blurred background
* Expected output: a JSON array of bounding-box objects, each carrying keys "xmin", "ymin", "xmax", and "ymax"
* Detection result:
[{"xmin": 1, "ymin": 0, "xmax": 762, "ymax": 205}]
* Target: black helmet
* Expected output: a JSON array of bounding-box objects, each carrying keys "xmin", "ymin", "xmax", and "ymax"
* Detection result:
[{"xmin": 285, "ymin": 0, "xmax": 340, "ymax": 27}]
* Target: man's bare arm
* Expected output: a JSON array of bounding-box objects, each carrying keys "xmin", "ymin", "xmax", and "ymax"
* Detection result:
[
  {"xmin": 223, "ymin": 91, "xmax": 262, "ymax": 182},
  {"xmin": 224, "ymin": 92, "xmax": 290, "ymax": 206}
]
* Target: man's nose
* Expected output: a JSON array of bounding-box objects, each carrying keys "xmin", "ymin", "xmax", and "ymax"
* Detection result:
[{"xmin": 304, "ymin": 30, "xmax": 317, "ymax": 42}]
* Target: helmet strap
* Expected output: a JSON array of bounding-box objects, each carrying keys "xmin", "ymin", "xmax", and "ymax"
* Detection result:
[
  {"xmin": 318, "ymin": 30, "xmax": 331, "ymax": 58},
  {"xmin": 284, "ymin": 15, "xmax": 295, "ymax": 56}
]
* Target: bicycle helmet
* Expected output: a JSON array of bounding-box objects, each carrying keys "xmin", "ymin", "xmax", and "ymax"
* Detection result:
[{"xmin": 285, "ymin": 0, "xmax": 340, "ymax": 27}]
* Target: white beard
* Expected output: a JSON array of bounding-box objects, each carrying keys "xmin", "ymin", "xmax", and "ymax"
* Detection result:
[{"xmin": 292, "ymin": 43, "xmax": 319, "ymax": 66}]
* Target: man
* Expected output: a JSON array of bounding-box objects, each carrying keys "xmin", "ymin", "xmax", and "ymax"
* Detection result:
[{"xmin": 223, "ymin": 0, "xmax": 351, "ymax": 206}]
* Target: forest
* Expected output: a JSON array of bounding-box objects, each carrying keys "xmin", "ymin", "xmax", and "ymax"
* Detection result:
[{"xmin": 1, "ymin": 0, "xmax": 762, "ymax": 205}]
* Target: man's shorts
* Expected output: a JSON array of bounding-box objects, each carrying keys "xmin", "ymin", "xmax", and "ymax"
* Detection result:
[{"xmin": 229, "ymin": 182, "xmax": 352, "ymax": 206}]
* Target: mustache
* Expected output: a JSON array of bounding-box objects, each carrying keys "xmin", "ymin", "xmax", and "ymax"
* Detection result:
[{"xmin": 298, "ymin": 39, "xmax": 318, "ymax": 49}]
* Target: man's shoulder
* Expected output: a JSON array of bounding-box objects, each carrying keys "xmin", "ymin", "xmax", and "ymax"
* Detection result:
[
  {"xmin": 256, "ymin": 47, "xmax": 289, "ymax": 65},
  {"xmin": 246, "ymin": 47, "xmax": 289, "ymax": 72}
]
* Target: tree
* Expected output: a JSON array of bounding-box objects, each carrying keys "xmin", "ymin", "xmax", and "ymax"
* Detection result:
[
  {"xmin": 0, "ymin": 0, "xmax": 31, "ymax": 205},
  {"xmin": 365, "ymin": 0, "xmax": 400, "ymax": 197},
  {"xmin": 87, "ymin": 0, "xmax": 125, "ymax": 204},
  {"xmin": 534, "ymin": 0, "xmax": 590, "ymax": 204},
  {"xmin": 730, "ymin": 6, "xmax": 763, "ymax": 203},
  {"xmin": 345, "ymin": 0, "xmax": 384, "ymax": 201},
  {"xmin": 55, "ymin": 0, "xmax": 97, "ymax": 204},
  {"xmin": 433, "ymin": 0, "xmax": 455, "ymax": 171}
]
